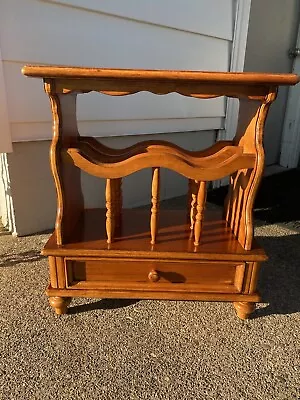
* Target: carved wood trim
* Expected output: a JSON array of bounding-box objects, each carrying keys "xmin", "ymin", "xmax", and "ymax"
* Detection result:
[
  {"xmin": 47, "ymin": 88, "xmax": 84, "ymax": 245},
  {"xmin": 66, "ymin": 142, "xmax": 255, "ymax": 181},
  {"xmin": 224, "ymin": 90, "xmax": 277, "ymax": 249}
]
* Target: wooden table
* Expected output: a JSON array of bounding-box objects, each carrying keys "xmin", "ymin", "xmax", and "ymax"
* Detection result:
[{"xmin": 22, "ymin": 66, "xmax": 299, "ymax": 319}]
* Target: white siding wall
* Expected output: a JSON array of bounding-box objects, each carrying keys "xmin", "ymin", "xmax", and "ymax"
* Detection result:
[
  {"xmin": 244, "ymin": 0, "xmax": 300, "ymax": 165},
  {"xmin": 0, "ymin": 0, "xmax": 236, "ymax": 144},
  {"xmin": 0, "ymin": 0, "xmax": 238, "ymax": 235}
]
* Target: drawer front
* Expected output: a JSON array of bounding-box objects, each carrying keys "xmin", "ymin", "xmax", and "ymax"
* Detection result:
[{"xmin": 65, "ymin": 258, "xmax": 245, "ymax": 293}]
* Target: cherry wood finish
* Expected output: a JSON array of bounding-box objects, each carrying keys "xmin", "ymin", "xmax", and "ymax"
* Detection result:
[
  {"xmin": 22, "ymin": 66, "xmax": 299, "ymax": 319},
  {"xmin": 42, "ymin": 209, "xmax": 267, "ymax": 261}
]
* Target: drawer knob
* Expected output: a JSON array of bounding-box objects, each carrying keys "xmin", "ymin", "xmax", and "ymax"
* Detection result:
[{"xmin": 148, "ymin": 269, "xmax": 160, "ymax": 282}]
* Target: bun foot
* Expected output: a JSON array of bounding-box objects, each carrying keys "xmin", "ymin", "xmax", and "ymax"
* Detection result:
[
  {"xmin": 233, "ymin": 301, "xmax": 255, "ymax": 320},
  {"xmin": 49, "ymin": 297, "xmax": 72, "ymax": 315}
]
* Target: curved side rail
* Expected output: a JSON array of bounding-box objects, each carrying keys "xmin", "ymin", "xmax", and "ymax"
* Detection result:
[{"xmin": 66, "ymin": 142, "xmax": 256, "ymax": 181}]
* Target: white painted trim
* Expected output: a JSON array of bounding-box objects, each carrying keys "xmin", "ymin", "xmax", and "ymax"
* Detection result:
[
  {"xmin": 0, "ymin": 45, "xmax": 12, "ymax": 153},
  {"xmin": 280, "ymin": 92, "xmax": 300, "ymax": 168},
  {"xmin": 0, "ymin": 154, "xmax": 16, "ymax": 234},
  {"xmin": 225, "ymin": 0, "xmax": 252, "ymax": 138},
  {"xmin": 213, "ymin": 0, "xmax": 251, "ymax": 188},
  {"xmin": 280, "ymin": 22, "xmax": 300, "ymax": 169}
]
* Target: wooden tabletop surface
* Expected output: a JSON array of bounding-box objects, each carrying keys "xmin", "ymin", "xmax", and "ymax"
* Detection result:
[{"xmin": 22, "ymin": 65, "xmax": 299, "ymax": 85}]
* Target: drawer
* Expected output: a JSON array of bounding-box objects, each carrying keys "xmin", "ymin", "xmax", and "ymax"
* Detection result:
[{"xmin": 65, "ymin": 258, "xmax": 246, "ymax": 293}]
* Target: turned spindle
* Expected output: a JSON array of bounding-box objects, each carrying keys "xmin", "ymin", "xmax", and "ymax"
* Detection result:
[
  {"xmin": 150, "ymin": 167, "xmax": 160, "ymax": 244},
  {"xmin": 190, "ymin": 180, "xmax": 200, "ymax": 230},
  {"xmin": 106, "ymin": 178, "xmax": 115, "ymax": 244},
  {"xmin": 194, "ymin": 181, "xmax": 207, "ymax": 246}
]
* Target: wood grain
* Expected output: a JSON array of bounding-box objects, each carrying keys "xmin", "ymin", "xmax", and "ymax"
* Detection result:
[
  {"xmin": 42, "ymin": 209, "xmax": 267, "ymax": 262},
  {"xmin": 194, "ymin": 181, "xmax": 207, "ymax": 246},
  {"xmin": 66, "ymin": 143, "xmax": 256, "ymax": 181},
  {"xmin": 105, "ymin": 178, "xmax": 114, "ymax": 244},
  {"xmin": 46, "ymin": 88, "xmax": 84, "ymax": 245},
  {"xmin": 150, "ymin": 167, "xmax": 160, "ymax": 245},
  {"xmin": 224, "ymin": 90, "xmax": 277, "ymax": 249},
  {"xmin": 46, "ymin": 285, "xmax": 260, "ymax": 303},
  {"xmin": 22, "ymin": 65, "xmax": 296, "ymax": 318},
  {"xmin": 189, "ymin": 180, "xmax": 199, "ymax": 230},
  {"xmin": 65, "ymin": 258, "xmax": 244, "ymax": 293},
  {"xmin": 22, "ymin": 66, "xmax": 299, "ymax": 85}
]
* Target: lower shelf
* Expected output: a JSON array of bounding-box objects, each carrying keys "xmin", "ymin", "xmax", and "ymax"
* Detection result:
[
  {"xmin": 43, "ymin": 208, "xmax": 267, "ymax": 262},
  {"xmin": 44, "ymin": 208, "xmax": 265, "ymax": 319}
]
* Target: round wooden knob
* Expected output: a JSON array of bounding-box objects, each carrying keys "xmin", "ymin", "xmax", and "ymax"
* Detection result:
[{"xmin": 148, "ymin": 269, "xmax": 160, "ymax": 282}]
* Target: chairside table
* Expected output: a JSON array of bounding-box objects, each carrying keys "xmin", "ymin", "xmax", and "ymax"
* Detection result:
[{"xmin": 22, "ymin": 66, "xmax": 298, "ymax": 319}]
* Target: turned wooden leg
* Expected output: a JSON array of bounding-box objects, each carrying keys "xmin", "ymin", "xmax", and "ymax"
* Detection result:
[
  {"xmin": 233, "ymin": 301, "xmax": 255, "ymax": 320},
  {"xmin": 49, "ymin": 297, "xmax": 72, "ymax": 315}
]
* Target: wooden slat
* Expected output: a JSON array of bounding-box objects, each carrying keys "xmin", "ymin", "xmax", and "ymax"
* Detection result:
[{"xmin": 225, "ymin": 92, "xmax": 277, "ymax": 250}]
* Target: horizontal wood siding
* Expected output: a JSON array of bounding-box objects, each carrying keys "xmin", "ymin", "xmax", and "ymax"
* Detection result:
[
  {"xmin": 0, "ymin": 0, "xmax": 234, "ymax": 142},
  {"xmin": 0, "ymin": 50, "xmax": 12, "ymax": 152},
  {"xmin": 45, "ymin": 0, "xmax": 234, "ymax": 39}
]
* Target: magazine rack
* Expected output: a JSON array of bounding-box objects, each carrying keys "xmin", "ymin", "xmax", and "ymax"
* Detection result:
[{"xmin": 22, "ymin": 66, "xmax": 298, "ymax": 319}]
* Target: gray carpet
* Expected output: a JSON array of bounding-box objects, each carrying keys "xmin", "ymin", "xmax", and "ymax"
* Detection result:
[{"xmin": 0, "ymin": 219, "xmax": 299, "ymax": 399}]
